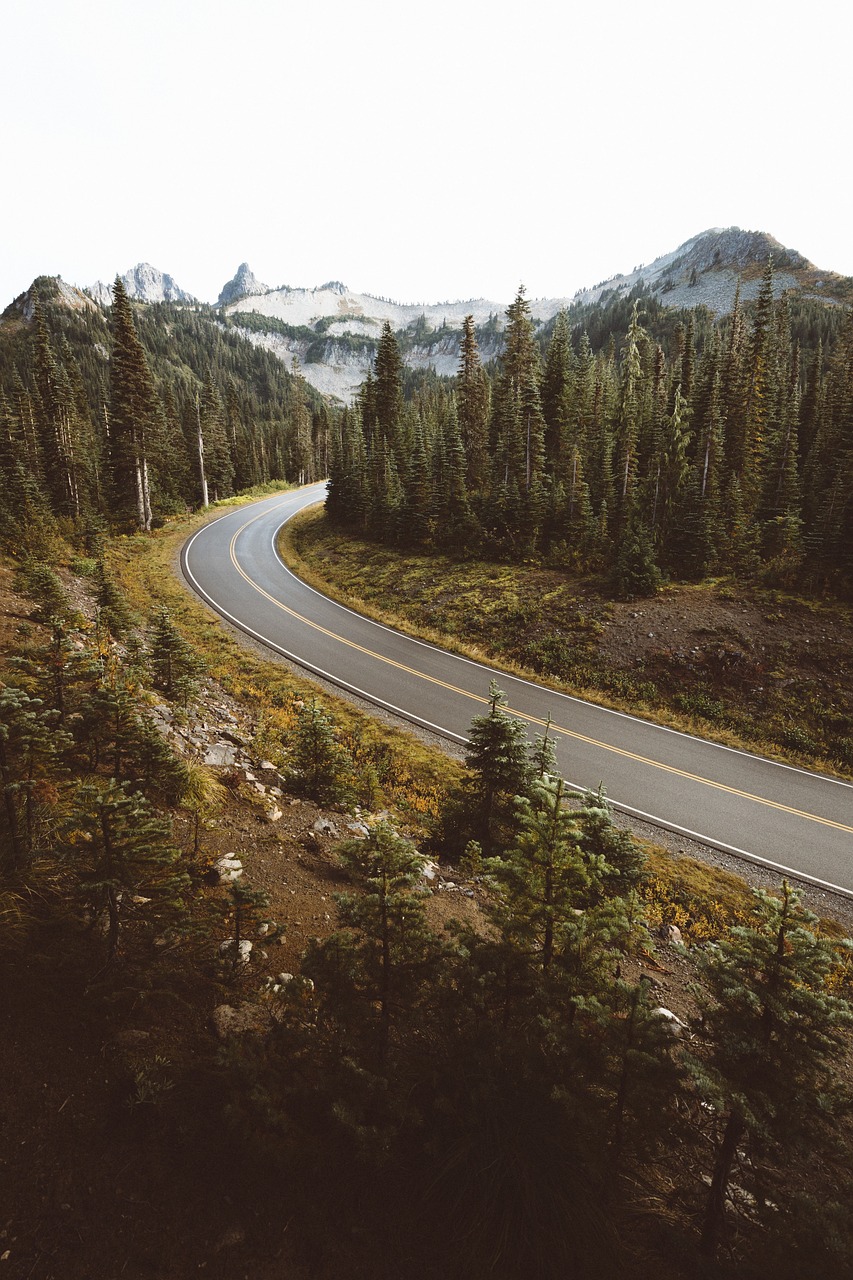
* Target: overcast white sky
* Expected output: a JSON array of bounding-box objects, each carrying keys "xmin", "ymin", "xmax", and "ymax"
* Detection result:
[{"xmin": 3, "ymin": 0, "xmax": 852, "ymax": 308}]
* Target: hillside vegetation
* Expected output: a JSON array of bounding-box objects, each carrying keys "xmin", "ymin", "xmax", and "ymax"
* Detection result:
[{"xmin": 2, "ymin": 509, "xmax": 853, "ymax": 1279}]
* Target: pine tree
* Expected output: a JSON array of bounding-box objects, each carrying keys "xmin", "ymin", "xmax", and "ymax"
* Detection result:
[
  {"xmin": 690, "ymin": 881, "xmax": 853, "ymax": 1261},
  {"xmin": 148, "ymin": 608, "xmax": 205, "ymax": 703},
  {"xmin": 541, "ymin": 310, "xmax": 574, "ymax": 473},
  {"xmin": 443, "ymin": 681, "xmax": 534, "ymax": 857},
  {"xmin": 304, "ymin": 822, "xmax": 439, "ymax": 1066},
  {"xmin": 492, "ymin": 287, "xmax": 546, "ymax": 502},
  {"xmin": 484, "ymin": 777, "xmax": 592, "ymax": 973},
  {"xmin": 108, "ymin": 279, "xmax": 159, "ymax": 530},
  {"xmin": 613, "ymin": 301, "xmax": 646, "ymax": 530},
  {"xmin": 32, "ymin": 305, "xmax": 83, "ymax": 518},
  {"xmin": 0, "ymin": 684, "xmax": 70, "ymax": 871},
  {"xmin": 373, "ymin": 323, "xmax": 404, "ymax": 448},
  {"xmin": 289, "ymin": 699, "xmax": 352, "ymax": 805},
  {"xmin": 456, "ymin": 315, "xmax": 490, "ymax": 491},
  {"xmin": 611, "ymin": 513, "xmax": 661, "ymax": 598},
  {"xmin": 198, "ymin": 374, "xmax": 234, "ymax": 501},
  {"xmin": 597, "ymin": 975, "xmax": 686, "ymax": 1158},
  {"xmin": 67, "ymin": 779, "xmax": 190, "ymax": 964},
  {"xmin": 432, "ymin": 404, "xmax": 478, "ymax": 549},
  {"xmin": 655, "ymin": 383, "xmax": 691, "ymax": 553},
  {"xmin": 289, "ymin": 356, "xmax": 314, "ymax": 485}
]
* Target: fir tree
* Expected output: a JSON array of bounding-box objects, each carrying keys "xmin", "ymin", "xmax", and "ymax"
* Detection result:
[
  {"xmin": 484, "ymin": 777, "xmax": 592, "ymax": 973},
  {"xmin": 148, "ymin": 608, "xmax": 205, "ymax": 703},
  {"xmin": 107, "ymin": 279, "xmax": 159, "ymax": 530},
  {"xmin": 373, "ymin": 323, "xmax": 404, "ymax": 448},
  {"xmin": 304, "ymin": 822, "xmax": 439, "ymax": 1066},
  {"xmin": 67, "ymin": 779, "xmax": 190, "ymax": 964},
  {"xmin": 690, "ymin": 881, "xmax": 853, "ymax": 1261},
  {"xmin": 441, "ymin": 681, "xmax": 534, "ymax": 858},
  {"xmin": 0, "ymin": 684, "xmax": 70, "ymax": 871},
  {"xmin": 456, "ymin": 314, "xmax": 490, "ymax": 491},
  {"xmin": 289, "ymin": 699, "xmax": 352, "ymax": 805}
]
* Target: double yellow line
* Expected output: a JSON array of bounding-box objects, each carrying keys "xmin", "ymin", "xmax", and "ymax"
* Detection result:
[{"xmin": 227, "ymin": 501, "xmax": 853, "ymax": 838}]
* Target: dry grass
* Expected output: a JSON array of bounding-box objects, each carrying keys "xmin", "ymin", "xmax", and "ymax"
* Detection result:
[{"xmin": 104, "ymin": 493, "xmax": 461, "ymax": 827}]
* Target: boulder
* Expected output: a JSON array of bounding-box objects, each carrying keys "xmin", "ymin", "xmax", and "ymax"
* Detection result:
[
  {"xmin": 214, "ymin": 855, "xmax": 243, "ymax": 882},
  {"xmin": 651, "ymin": 1006, "xmax": 688, "ymax": 1036},
  {"xmin": 219, "ymin": 938, "xmax": 253, "ymax": 965}
]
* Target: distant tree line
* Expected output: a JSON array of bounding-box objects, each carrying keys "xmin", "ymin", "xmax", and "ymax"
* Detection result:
[{"xmin": 327, "ymin": 270, "xmax": 853, "ymax": 596}]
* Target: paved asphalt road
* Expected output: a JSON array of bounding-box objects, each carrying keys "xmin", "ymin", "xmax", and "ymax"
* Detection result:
[{"xmin": 181, "ymin": 484, "xmax": 853, "ymax": 897}]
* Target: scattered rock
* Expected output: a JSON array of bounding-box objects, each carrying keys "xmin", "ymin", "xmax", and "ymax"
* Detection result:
[
  {"xmin": 266, "ymin": 805, "xmax": 284, "ymax": 823},
  {"xmin": 213, "ymin": 855, "xmax": 243, "ymax": 883},
  {"xmin": 313, "ymin": 817, "xmax": 340, "ymax": 839},
  {"xmin": 218, "ymin": 938, "xmax": 253, "ymax": 965},
  {"xmin": 651, "ymin": 1006, "xmax": 688, "ymax": 1035}
]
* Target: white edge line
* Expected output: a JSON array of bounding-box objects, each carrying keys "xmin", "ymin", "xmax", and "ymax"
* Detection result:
[
  {"xmin": 265, "ymin": 491, "xmax": 853, "ymax": 794},
  {"xmin": 181, "ymin": 536, "xmax": 469, "ymax": 744},
  {"xmin": 182, "ymin": 504, "xmax": 853, "ymax": 902}
]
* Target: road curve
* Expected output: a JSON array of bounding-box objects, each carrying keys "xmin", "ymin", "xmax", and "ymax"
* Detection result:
[{"xmin": 181, "ymin": 484, "xmax": 853, "ymax": 897}]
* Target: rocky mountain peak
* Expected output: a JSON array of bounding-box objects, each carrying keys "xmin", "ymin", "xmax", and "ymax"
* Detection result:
[
  {"xmin": 217, "ymin": 263, "xmax": 269, "ymax": 308},
  {"xmin": 87, "ymin": 263, "xmax": 197, "ymax": 307},
  {"xmin": 6, "ymin": 276, "xmax": 100, "ymax": 322},
  {"xmin": 669, "ymin": 227, "xmax": 811, "ymax": 276}
]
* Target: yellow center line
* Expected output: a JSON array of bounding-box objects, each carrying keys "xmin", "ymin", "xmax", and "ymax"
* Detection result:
[{"xmin": 225, "ymin": 502, "xmax": 853, "ymax": 838}]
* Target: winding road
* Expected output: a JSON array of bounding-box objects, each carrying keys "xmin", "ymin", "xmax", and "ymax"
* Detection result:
[{"xmin": 181, "ymin": 484, "xmax": 853, "ymax": 897}]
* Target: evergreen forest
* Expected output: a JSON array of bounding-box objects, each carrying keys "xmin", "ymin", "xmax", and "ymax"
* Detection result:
[
  {"xmin": 327, "ymin": 269, "xmax": 853, "ymax": 598},
  {"xmin": 0, "ymin": 277, "xmax": 331, "ymax": 544}
]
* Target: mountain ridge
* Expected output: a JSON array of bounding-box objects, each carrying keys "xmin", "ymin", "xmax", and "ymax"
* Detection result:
[{"xmin": 10, "ymin": 227, "xmax": 850, "ymax": 404}]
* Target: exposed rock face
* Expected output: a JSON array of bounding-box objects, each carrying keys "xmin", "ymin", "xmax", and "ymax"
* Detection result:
[
  {"xmin": 217, "ymin": 262, "xmax": 270, "ymax": 307},
  {"xmin": 671, "ymin": 227, "xmax": 809, "ymax": 275},
  {"xmin": 572, "ymin": 226, "xmax": 825, "ymax": 316},
  {"xmin": 87, "ymin": 263, "xmax": 197, "ymax": 306}
]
